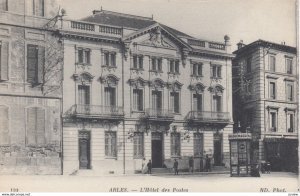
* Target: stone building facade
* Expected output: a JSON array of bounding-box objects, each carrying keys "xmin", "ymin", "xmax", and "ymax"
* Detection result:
[
  {"xmin": 232, "ymin": 40, "xmax": 298, "ymax": 172},
  {"xmin": 0, "ymin": 0, "xmax": 63, "ymax": 174},
  {"xmin": 60, "ymin": 10, "xmax": 234, "ymax": 175}
]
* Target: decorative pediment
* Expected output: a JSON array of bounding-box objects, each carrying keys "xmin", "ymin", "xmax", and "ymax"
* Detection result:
[
  {"xmin": 189, "ymin": 82, "xmax": 205, "ymax": 93},
  {"xmin": 123, "ymin": 23, "xmax": 191, "ymax": 50},
  {"xmin": 208, "ymin": 84, "xmax": 224, "ymax": 95},
  {"xmin": 149, "ymin": 78, "xmax": 166, "ymax": 89},
  {"xmin": 128, "ymin": 77, "xmax": 148, "ymax": 88},
  {"xmin": 139, "ymin": 27, "xmax": 175, "ymax": 49},
  {"xmin": 167, "ymin": 81, "xmax": 183, "ymax": 91},
  {"xmin": 100, "ymin": 74, "xmax": 119, "ymax": 87},
  {"xmin": 73, "ymin": 72, "xmax": 94, "ymax": 84}
]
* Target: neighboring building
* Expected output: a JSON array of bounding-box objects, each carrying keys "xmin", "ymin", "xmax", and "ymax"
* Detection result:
[
  {"xmin": 0, "ymin": 0, "xmax": 63, "ymax": 174},
  {"xmin": 60, "ymin": 10, "xmax": 234, "ymax": 175},
  {"xmin": 232, "ymin": 40, "xmax": 298, "ymax": 172}
]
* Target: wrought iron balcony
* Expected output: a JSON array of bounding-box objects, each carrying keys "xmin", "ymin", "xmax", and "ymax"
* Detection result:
[
  {"xmin": 141, "ymin": 108, "xmax": 174, "ymax": 122},
  {"xmin": 186, "ymin": 111, "xmax": 230, "ymax": 124},
  {"xmin": 68, "ymin": 104, "xmax": 124, "ymax": 120}
]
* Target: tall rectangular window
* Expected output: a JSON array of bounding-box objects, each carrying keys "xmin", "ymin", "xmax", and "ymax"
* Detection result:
[
  {"xmin": 78, "ymin": 85, "xmax": 90, "ymax": 105},
  {"xmin": 286, "ymin": 58, "xmax": 293, "ymax": 74},
  {"xmin": 133, "ymin": 55, "xmax": 143, "ymax": 69},
  {"xmin": 151, "ymin": 58, "xmax": 156, "ymax": 71},
  {"xmin": 0, "ymin": 0, "xmax": 8, "ymax": 11},
  {"xmin": 175, "ymin": 61, "xmax": 179, "ymax": 74},
  {"xmin": 269, "ymin": 82, "xmax": 276, "ymax": 99},
  {"xmin": 170, "ymin": 92, "xmax": 180, "ymax": 113},
  {"xmin": 133, "ymin": 89, "xmax": 143, "ymax": 111},
  {"xmin": 269, "ymin": 55, "xmax": 276, "ymax": 72},
  {"xmin": 194, "ymin": 133, "xmax": 203, "ymax": 157},
  {"xmin": 270, "ymin": 112, "xmax": 277, "ymax": 132},
  {"xmin": 287, "ymin": 83, "xmax": 293, "ymax": 101},
  {"xmin": 138, "ymin": 56, "xmax": 143, "ymax": 69},
  {"xmin": 171, "ymin": 132, "xmax": 181, "ymax": 157},
  {"xmin": 169, "ymin": 60, "xmax": 175, "ymax": 73},
  {"xmin": 105, "ymin": 131, "xmax": 117, "ymax": 157},
  {"xmin": 246, "ymin": 57, "xmax": 252, "ymax": 73},
  {"xmin": 157, "ymin": 58, "xmax": 162, "ymax": 72},
  {"xmin": 77, "ymin": 48, "xmax": 91, "ymax": 64},
  {"xmin": 110, "ymin": 53, "xmax": 116, "ymax": 67},
  {"xmin": 287, "ymin": 113, "xmax": 294, "ymax": 133},
  {"xmin": 27, "ymin": 44, "xmax": 44, "ymax": 84},
  {"xmin": 152, "ymin": 91, "xmax": 162, "ymax": 110},
  {"xmin": 26, "ymin": 107, "xmax": 45, "ymax": 146},
  {"xmin": 211, "ymin": 65, "xmax": 221, "ymax": 78},
  {"xmin": 133, "ymin": 132, "xmax": 144, "ymax": 158},
  {"xmin": 0, "ymin": 41, "xmax": 9, "ymax": 81},
  {"xmin": 104, "ymin": 87, "xmax": 116, "ymax": 107},
  {"xmin": 0, "ymin": 105, "xmax": 9, "ymax": 145},
  {"xmin": 213, "ymin": 95, "xmax": 222, "ymax": 112},
  {"xmin": 104, "ymin": 52, "xmax": 109, "ymax": 66},
  {"xmin": 32, "ymin": 0, "xmax": 45, "ymax": 17},
  {"xmin": 193, "ymin": 94, "xmax": 203, "ymax": 111},
  {"xmin": 192, "ymin": 63, "xmax": 202, "ymax": 76}
]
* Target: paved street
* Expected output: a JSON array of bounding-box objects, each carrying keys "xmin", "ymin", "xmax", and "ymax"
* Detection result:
[{"xmin": 0, "ymin": 172, "xmax": 298, "ymax": 192}]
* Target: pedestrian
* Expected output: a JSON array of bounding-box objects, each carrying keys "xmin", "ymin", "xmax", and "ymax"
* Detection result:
[
  {"xmin": 189, "ymin": 156, "xmax": 194, "ymax": 173},
  {"xmin": 147, "ymin": 159, "xmax": 152, "ymax": 174},
  {"xmin": 205, "ymin": 154, "xmax": 211, "ymax": 172},
  {"xmin": 173, "ymin": 159, "xmax": 179, "ymax": 175},
  {"xmin": 141, "ymin": 158, "xmax": 146, "ymax": 173}
]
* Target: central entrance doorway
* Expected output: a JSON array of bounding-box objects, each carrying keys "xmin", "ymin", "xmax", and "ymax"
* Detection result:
[
  {"xmin": 151, "ymin": 132, "xmax": 163, "ymax": 168},
  {"xmin": 79, "ymin": 131, "xmax": 91, "ymax": 169},
  {"xmin": 213, "ymin": 132, "xmax": 223, "ymax": 166}
]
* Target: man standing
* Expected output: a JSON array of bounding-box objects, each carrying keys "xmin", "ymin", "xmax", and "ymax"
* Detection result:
[
  {"xmin": 189, "ymin": 156, "xmax": 194, "ymax": 173},
  {"xmin": 205, "ymin": 154, "xmax": 211, "ymax": 172},
  {"xmin": 173, "ymin": 159, "xmax": 179, "ymax": 175},
  {"xmin": 147, "ymin": 160, "xmax": 152, "ymax": 174}
]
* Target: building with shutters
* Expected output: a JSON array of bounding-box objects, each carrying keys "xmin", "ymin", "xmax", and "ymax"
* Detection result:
[
  {"xmin": 60, "ymin": 9, "xmax": 234, "ymax": 175},
  {"xmin": 232, "ymin": 40, "xmax": 298, "ymax": 172},
  {"xmin": 0, "ymin": 0, "xmax": 63, "ymax": 174}
]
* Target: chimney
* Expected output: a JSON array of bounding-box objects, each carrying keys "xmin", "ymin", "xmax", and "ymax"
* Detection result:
[
  {"xmin": 237, "ymin": 40, "xmax": 245, "ymax": 50},
  {"xmin": 93, "ymin": 8, "xmax": 103, "ymax": 15}
]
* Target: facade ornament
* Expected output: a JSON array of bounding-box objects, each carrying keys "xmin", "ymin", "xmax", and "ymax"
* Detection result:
[
  {"xmin": 149, "ymin": 78, "xmax": 165, "ymax": 90},
  {"xmin": 189, "ymin": 82, "xmax": 205, "ymax": 93},
  {"xmin": 100, "ymin": 74, "xmax": 119, "ymax": 87},
  {"xmin": 167, "ymin": 81, "xmax": 183, "ymax": 91},
  {"xmin": 128, "ymin": 77, "xmax": 147, "ymax": 88},
  {"xmin": 208, "ymin": 85, "xmax": 224, "ymax": 95},
  {"xmin": 182, "ymin": 48, "xmax": 189, "ymax": 66},
  {"xmin": 123, "ymin": 41, "xmax": 131, "ymax": 60},
  {"xmin": 72, "ymin": 72, "xmax": 94, "ymax": 84}
]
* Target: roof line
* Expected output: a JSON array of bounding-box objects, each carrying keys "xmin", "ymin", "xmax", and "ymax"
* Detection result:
[{"xmin": 91, "ymin": 9, "xmax": 154, "ymax": 21}]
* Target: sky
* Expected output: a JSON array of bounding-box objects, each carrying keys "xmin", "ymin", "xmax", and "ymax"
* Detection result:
[{"xmin": 58, "ymin": 0, "xmax": 297, "ymax": 50}]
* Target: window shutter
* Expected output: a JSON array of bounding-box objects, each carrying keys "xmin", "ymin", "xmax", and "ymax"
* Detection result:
[
  {"xmin": 27, "ymin": 107, "xmax": 37, "ymax": 145},
  {"xmin": 133, "ymin": 89, "xmax": 137, "ymax": 110},
  {"xmin": 138, "ymin": 90, "xmax": 143, "ymax": 111},
  {"xmin": 37, "ymin": 46, "xmax": 45, "ymax": 84},
  {"xmin": 0, "ymin": 41, "xmax": 9, "ymax": 81},
  {"xmin": 193, "ymin": 94, "xmax": 197, "ymax": 111},
  {"xmin": 174, "ymin": 93, "xmax": 179, "ymax": 113},
  {"xmin": 27, "ymin": 45, "xmax": 38, "ymax": 83},
  {"xmin": 170, "ymin": 93, "xmax": 174, "ymax": 112},
  {"xmin": 36, "ymin": 108, "xmax": 45, "ymax": 145},
  {"xmin": 0, "ymin": 106, "xmax": 9, "ymax": 145}
]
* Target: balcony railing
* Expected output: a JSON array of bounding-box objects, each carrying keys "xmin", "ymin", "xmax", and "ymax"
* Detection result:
[
  {"xmin": 141, "ymin": 108, "xmax": 174, "ymax": 122},
  {"xmin": 71, "ymin": 21, "xmax": 95, "ymax": 31},
  {"xmin": 209, "ymin": 42, "xmax": 226, "ymax": 50},
  {"xmin": 186, "ymin": 111, "xmax": 230, "ymax": 123},
  {"xmin": 68, "ymin": 104, "xmax": 124, "ymax": 119}
]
